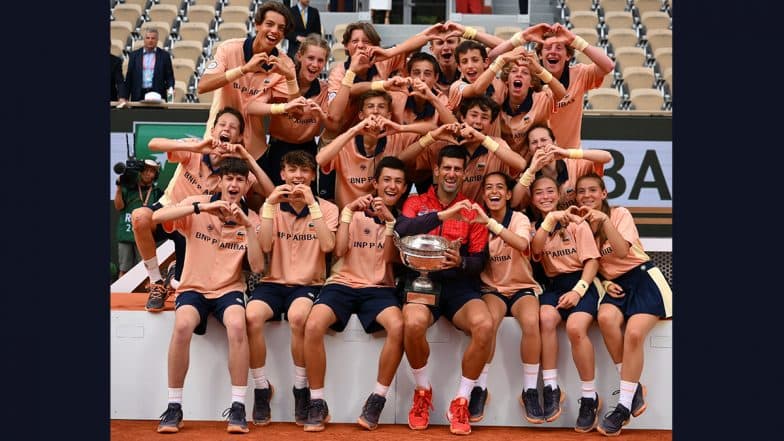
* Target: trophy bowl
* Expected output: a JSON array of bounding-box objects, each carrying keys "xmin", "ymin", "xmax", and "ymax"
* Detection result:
[{"xmin": 394, "ymin": 234, "xmax": 453, "ymax": 304}]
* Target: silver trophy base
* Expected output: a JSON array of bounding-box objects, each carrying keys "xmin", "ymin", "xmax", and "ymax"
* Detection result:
[{"xmin": 411, "ymin": 274, "xmax": 434, "ymax": 292}]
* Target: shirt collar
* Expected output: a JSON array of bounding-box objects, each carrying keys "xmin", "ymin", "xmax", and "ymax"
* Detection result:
[
  {"xmin": 243, "ymin": 37, "xmax": 279, "ymax": 64},
  {"xmin": 209, "ymin": 192, "xmax": 249, "ymax": 224},
  {"xmin": 303, "ymin": 78, "xmax": 321, "ymax": 98},
  {"xmin": 202, "ymin": 154, "xmax": 221, "ymax": 174},
  {"xmin": 279, "ymin": 199, "xmax": 320, "ymax": 219},
  {"xmin": 438, "ymin": 68, "xmax": 460, "ymax": 85},
  {"xmin": 502, "ymin": 91, "xmax": 534, "ymax": 116},
  {"xmin": 535, "ymin": 159, "xmax": 569, "ymax": 185},
  {"xmin": 559, "ymin": 65, "xmax": 570, "ymax": 89},
  {"xmin": 404, "ymin": 91, "xmax": 437, "ymax": 120},
  {"xmin": 354, "ymin": 134, "xmax": 387, "ymax": 157}
]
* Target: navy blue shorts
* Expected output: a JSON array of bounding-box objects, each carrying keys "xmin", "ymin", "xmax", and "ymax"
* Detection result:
[
  {"xmin": 248, "ymin": 282, "xmax": 319, "ymax": 321},
  {"xmin": 175, "ymin": 290, "xmax": 246, "ymax": 335},
  {"xmin": 433, "ymin": 279, "xmax": 483, "ymax": 324},
  {"xmin": 485, "ymin": 288, "xmax": 538, "ymax": 317},
  {"xmin": 600, "ymin": 261, "xmax": 669, "ymax": 319},
  {"xmin": 315, "ymin": 284, "xmax": 401, "ymax": 333},
  {"xmin": 539, "ymin": 271, "xmax": 599, "ymax": 321}
]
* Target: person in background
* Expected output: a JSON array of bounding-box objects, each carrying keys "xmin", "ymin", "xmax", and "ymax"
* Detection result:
[
  {"xmin": 370, "ymin": 0, "xmax": 391, "ymax": 24},
  {"xmin": 286, "ymin": 0, "xmax": 322, "ymax": 59},
  {"xmin": 111, "ymin": 52, "xmax": 128, "ymax": 107},
  {"xmin": 123, "ymin": 28, "xmax": 174, "ymax": 102}
]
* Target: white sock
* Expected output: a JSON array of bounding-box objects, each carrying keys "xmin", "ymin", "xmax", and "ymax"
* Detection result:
[
  {"xmin": 543, "ymin": 369, "xmax": 558, "ymax": 389},
  {"xmin": 310, "ymin": 387, "xmax": 324, "ymax": 401},
  {"xmin": 168, "ymin": 388, "xmax": 183, "ymax": 404},
  {"xmin": 144, "ymin": 257, "xmax": 162, "ymax": 282},
  {"xmin": 294, "ymin": 365, "xmax": 308, "ymax": 389},
  {"xmin": 523, "ymin": 363, "xmax": 540, "ymax": 391},
  {"xmin": 476, "ymin": 364, "xmax": 490, "ymax": 389},
  {"xmin": 456, "ymin": 376, "xmax": 475, "ymax": 400},
  {"xmin": 581, "ymin": 379, "xmax": 596, "ymax": 399},
  {"xmin": 616, "ymin": 363, "xmax": 623, "ymax": 375},
  {"xmin": 231, "ymin": 385, "xmax": 246, "ymax": 405},
  {"xmin": 412, "ymin": 364, "xmax": 430, "ymax": 390},
  {"xmin": 619, "ymin": 380, "xmax": 637, "ymax": 409},
  {"xmin": 250, "ymin": 367, "xmax": 269, "ymax": 389},
  {"xmin": 373, "ymin": 382, "xmax": 389, "ymax": 397}
]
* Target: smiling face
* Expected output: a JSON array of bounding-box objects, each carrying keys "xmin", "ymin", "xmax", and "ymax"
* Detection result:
[
  {"xmin": 279, "ymin": 162, "xmax": 315, "ymax": 203},
  {"xmin": 220, "ymin": 172, "xmax": 250, "ymax": 204},
  {"xmin": 505, "ymin": 62, "xmax": 533, "ymax": 99},
  {"xmin": 539, "ymin": 36, "xmax": 568, "ymax": 77},
  {"xmin": 435, "ymin": 156, "xmax": 466, "ymax": 196},
  {"xmin": 457, "ymin": 48, "xmax": 487, "ymax": 84},
  {"xmin": 462, "ymin": 104, "xmax": 493, "ymax": 134},
  {"xmin": 531, "ymin": 177, "xmax": 559, "ymax": 215},
  {"xmin": 575, "ymin": 176, "xmax": 607, "ymax": 210},
  {"xmin": 255, "ymin": 10, "xmax": 288, "ymax": 51},
  {"xmin": 373, "ymin": 166, "xmax": 406, "ymax": 207},
  {"xmin": 482, "ymin": 173, "xmax": 511, "ymax": 213},
  {"xmin": 297, "ymin": 44, "xmax": 327, "ymax": 83},
  {"xmin": 430, "ymin": 36, "xmax": 460, "ymax": 70}
]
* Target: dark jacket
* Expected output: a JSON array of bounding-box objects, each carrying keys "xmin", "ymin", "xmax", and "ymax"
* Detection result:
[
  {"xmin": 111, "ymin": 53, "xmax": 127, "ymax": 101},
  {"xmin": 123, "ymin": 46, "xmax": 175, "ymax": 101},
  {"xmin": 286, "ymin": 3, "xmax": 322, "ymax": 59}
]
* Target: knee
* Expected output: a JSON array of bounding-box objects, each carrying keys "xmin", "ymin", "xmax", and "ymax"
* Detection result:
[
  {"xmin": 384, "ymin": 317, "xmax": 404, "ymax": 341},
  {"xmin": 565, "ymin": 322, "xmax": 588, "ymax": 342},
  {"xmin": 471, "ymin": 316, "xmax": 494, "ymax": 342},
  {"xmin": 624, "ymin": 325, "xmax": 647, "ymax": 350},
  {"xmin": 521, "ymin": 313, "xmax": 540, "ymax": 337},
  {"xmin": 539, "ymin": 311, "xmax": 559, "ymax": 332},
  {"xmin": 288, "ymin": 312, "xmax": 308, "ymax": 334},
  {"xmin": 131, "ymin": 207, "xmax": 153, "ymax": 233},
  {"xmin": 245, "ymin": 311, "xmax": 265, "ymax": 334},
  {"xmin": 304, "ymin": 318, "xmax": 327, "ymax": 340},
  {"xmin": 597, "ymin": 309, "xmax": 621, "ymax": 332},
  {"xmin": 224, "ymin": 318, "xmax": 247, "ymax": 344},
  {"xmin": 403, "ymin": 316, "xmax": 428, "ymax": 338}
]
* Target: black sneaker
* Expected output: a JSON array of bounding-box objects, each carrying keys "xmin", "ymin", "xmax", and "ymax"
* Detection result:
[
  {"xmin": 156, "ymin": 403, "xmax": 183, "ymax": 433},
  {"xmin": 542, "ymin": 385, "xmax": 565, "ymax": 422},
  {"xmin": 467, "ymin": 386, "xmax": 490, "ymax": 422},
  {"xmin": 631, "ymin": 382, "xmax": 647, "ymax": 417},
  {"xmin": 574, "ymin": 393, "xmax": 601, "ymax": 432},
  {"xmin": 357, "ymin": 393, "xmax": 386, "ymax": 430},
  {"xmin": 164, "ymin": 261, "xmax": 177, "ymax": 293},
  {"xmin": 293, "ymin": 386, "xmax": 310, "ymax": 426},
  {"xmin": 518, "ymin": 388, "xmax": 545, "ymax": 424},
  {"xmin": 222, "ymin": 401, "xmax": 249, "ymax": 433},
  {"xmin": 145, "ymin": 280, "xmax": 169, "ymax": 312},
  {"xmin": 303, "ymin": 399, "xmax": 330, "ymax": 432},
  {"xmin": 597, "ymin": 403, "xmax": 631, "ymax": 437},
  {"xmin": 252, "ymin": 383, "xmax": 274, "ymax": 426}
]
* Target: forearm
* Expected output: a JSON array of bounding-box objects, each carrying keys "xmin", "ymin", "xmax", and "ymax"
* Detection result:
[
  {"xmin": 151, "ymin": 202, "xmax": 197, "ymax": 224},
  {"xmin": 334, "ymin": 214, "xmax": 351, "ymax": 257},
  {"xmin": 579, "ymin": 258, "xmax": 599, "ymax": 284},
  {"xmin": 244, "ymin": 226, "xmax": 265, "ymax": 274},
  {"xmin": 395, "ymin": 212, "xmax": 440, "ymax": 236},
  {"xmin": 114, "ymin": 189, "xmax": 124, "ymax": 211},
  {"xmin": 313, "ymin": 219, "xmax": 336, "ymax": 253},
  {"xmin": 247, "ymin": 159, "xmax": 274, "ymax": 197},
  {"xmin": 582, "ymin": 45, "xmax": 615, "ymax": 75},
  {"xmin": 432, "ymin": 98, "xmax": 458, "ymax": 124},
  {"xmin": 259, "ymin": 207, "xmax": 275, "ymax": 252},
  {"xmin": 315, "ymin": 127, "xmax": 357, "ymax": 167},
  {"xmin": 198, "ymin": 67, "xmax": 246, "ymax": 94},
  {"xmin": 486, "ymin": 136, "xmax": 527, "ymax": 171},
  {"xmin": 398, "ymin": 121, "xmax": 437, "ymax": 135},
  {"xmin": 148, "ymin": 138, "xmax": 200, "ymax": 153},
  {"xmin": 602, "ymin": 222, "xmax": 630, "ymax": 258},
  {"xmin": 487, "ymin": 40, "xmax": 514, "ymax": 62}
]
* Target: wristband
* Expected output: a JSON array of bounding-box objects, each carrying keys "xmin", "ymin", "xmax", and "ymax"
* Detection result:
[
  {"xmin": 510, "ymin": 32, "xmax": 524, "ymax": 47},
  {"xmin": 385, "ymin": 220, "xmax": 396, "ymax": 236},
  {"xmin": 340, "ymin": 207, "xmax": 354, "ymax": 224},
  {"xmin": 567, "ymin": 148, "xmax": 584, "ymax": 159},
  {"xmin": 261, "ymin": 202, "xmax": 275, "ymax": 219},
  {"xmin": 308, "ymin": 203, "xmax": 323, "ymax": 220},
  {"xmin": 462, "ymin": 26, "xmax": 478, "ymax": 40},
  {"xmin": 224, "ymin": 67, "xmax": 243, "ymax": 83},
  {"xmin": 341, "ymin": 70, "xmax": 356, "ymax": 87},
  {"xmin": 486, "ymin": 218, "xmax": 504, "ymax": 235},
  {"xmin": 481, "ymin": 136, "xmax": 500, "ymax": 152},
  {"xmin": 270, "ymin": 103, "xmax": 286, "ymax": 115},
  {"xmin": 518, "ymin": 169, "xmax": 535, "ymax": 187},
  {"xmin": 540, "ymin": 214, "xmax": 557, "ymax": 233},
  {"xmin": 488, "ymin": 58, "xmax": 504, "ymax": 75},
  {"xmin": 601, "ymin": 280, "xmax": 614, "ymax": 291},
  {"xmin": 192, "ymin": 202, "xmax": 201, "ymax": 214},
  {"xmin": 371, "ymin": 80, "xmax": 385, "ymax": 91},
  {"xmin": 572, "ymin": 279, "xmax": 589, "ymax": 298},
  {"xmin": 287, "ymin": 78, "xmax": 299, "ymax": 95},
  {"xmin": 570, "ymin": 36, "xmax": 589, "ymax": 52},
  {"xmin": 536, "ymin": 69, "xmax": 554, "ymax": 83},
  {"xmin": 418, "ymin": 132, "xmax": 435, "ymax": 149}
]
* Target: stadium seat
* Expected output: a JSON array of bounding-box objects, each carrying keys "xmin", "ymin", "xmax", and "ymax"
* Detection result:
[
  {"xmin": 663, "ymin": 66, "xmax": 672, "ymax": 92},
  {"xmin": 186, "ymin": 5, "xmax": 217, "ymax": 26},
  {"xmin": 565, "ymin": 0, "xmax": 596, "ymax": 13},
  {"xmin": 178, "ymin": 21, "xmax": 210, "ymax": 43},
  {"xmin": 171, "ymin": 39, "xmax": 204, "ymax": 63},
  {"xmin": 586, "ymin": 87, "xmax": 622, "ymax": 110},
  {"xmin": 331, "ymin": 42, "xmax": 348, "ymax": 63},
  {"xmin": 640, "ymin": 10, "xmax": 670, "ymax": 31},
  {"xmin": 653, "ymin": 46, "xmax": 672, "ymax": 75},
  {"xmin": 173, "ymin": 57, "xmax": 196, "ymax": 84},
  {"xmin": 217, "ymin": 22, "xmax": 249, "ymax": 41},
  {"xmin": 333, "ymin": 23, "xmax": 348, "ymax": 44},
  {"xmin": 196, "ymin": 88, "xmax": 215, "ymax": 104},
  {"xmin": 493, "ymin": 26, "xmax": 520, "ymax": 41},
  {"xmin": 602, "ymin": 10, "xmax": 634, "ymax": 32},
  {"xmin": 112, "ymin": 4, "xmax": 143, "ymax": 26},
  {"xmin": 111, "ymin": 21, "xmax": 134, "ymax": 44},
  {"xmin": 598, "ymin": 0, "xmax": 630, "ymax": 13},
  {"xmin": 147, "ymin": 4, "xmax": 179, "ymax": 26},
  {"xmin": 629, "ymin": 87, "xmax": 664, "ymax": 111},
  {"xmin": 121, "ymin": 0, "xmax": 151, "ymax": 11},
  {"xmin": 569, "ymin": 11, "xmax": 599, "ymax": 30},
  {"xmin": 600, "ymin": 70, "xmax": 617, "ymax": 88},
  {"xmin": 633, "ymin": 0, "xmax": 664, "ymax": 16},
  {"xmin": 613, "ymin": 46, "xmax": 646, "ymax": 69},
  {"xmin": 226, "ymin": 0, "xmax": 256, "ymax": 9},
  {"xmin": 111, "ymin": 39, "xmax": 126, "ymax": 56},
  {"xmin": 570, "ymin": 27, "xmax": 600, "ymax": 46},
  {"xmin": 606, "ymin": 27, "xmax": 639, "ymax": 50},
  {"xmin": 219, "ymin": 5, "xmax": 252, "ymax": 25},
  {"xmin": 644, "ymin": 28, "xmax": 672, "ymax": 53},
  {"xmin": 174, "ymin": 80, "xmax": 188, "ymax": 102},
  {"xmin": 622, "ymin": 65, "xmax": 656, "ymax": 91}
]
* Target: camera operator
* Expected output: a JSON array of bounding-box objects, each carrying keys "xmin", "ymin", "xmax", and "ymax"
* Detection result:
[{"xmin": 114, "ymin": 158, "xmax": 163, "ymax": 278}]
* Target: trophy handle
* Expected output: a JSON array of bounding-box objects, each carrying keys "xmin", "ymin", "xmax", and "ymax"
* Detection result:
[{"xmin": 402, "ymin": 253, "xmax": 410, "ymax": 267}]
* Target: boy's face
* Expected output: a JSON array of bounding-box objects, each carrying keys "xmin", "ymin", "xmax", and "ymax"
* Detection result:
[
  {"xmin": 373, "ymin": 167, "xmax": 406, "ymax": 207},
  {"xmin": 347, "ymin": 29, "xmax": 374, "ymax": 57},
  {"xmin": 255, "ymin": 10, "xmax": 288, "ymax": 51},
  {"xmin": 220, "ymin": 172, "xmax": 250, "ymax": 204},
  {"xmin": 462, "ymin": 105, "xmax": 493, "ymax": 134},
  {"xmin": 279, "ymin": 163, "xmax": 315, "ymax": 191},
  {"xmin": 212, "ymin": 113, "xmax": 243, "ymax": 143},
  {"xmin": 359, "ymin": 96, "xmax": 390, "ymax": 119},
  {"xmin": 457, "ymin": 48, "xmax": 487, "ymax": 84},
  {"xmin": 409, "ymin": 60, "xmax": 437, "ymax": 90},
  {"xmin": 430, "ymin": 36, "xmax": 460, "ymax": 69}
]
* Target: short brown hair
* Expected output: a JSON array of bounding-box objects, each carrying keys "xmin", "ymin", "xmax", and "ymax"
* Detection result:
[
  {"xmin": 255, "ymin": 1, "xmax": 295, "ymax": 36},
  {"xmin": 342, "ymin": 22, "xmax": 381, "ymax": 47}
]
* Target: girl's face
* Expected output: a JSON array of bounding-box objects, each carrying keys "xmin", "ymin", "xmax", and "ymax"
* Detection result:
[
  {"xmin": 297, "ymin": 45, "xmax": 327, "ymax": 83},
  {"xmin": 531, "ymin": 178, "xmax": 559, "ymax": 214},
  {"xmin": 482, "ymin": 174, "xmax": 511, "ymax": 212},
  {"xmin": 575, "ymin": 177, "xmax": 607, "ymax": 209}
]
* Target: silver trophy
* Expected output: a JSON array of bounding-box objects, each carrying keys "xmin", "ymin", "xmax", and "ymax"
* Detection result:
[{"xmin": 394, "ymin": 233, "xmax": 455, "ymax": 305}]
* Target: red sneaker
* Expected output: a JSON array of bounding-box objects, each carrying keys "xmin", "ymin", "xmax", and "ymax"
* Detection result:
[
  {"xmin": 447, "ymin": 397, "xmax": 471, "ymax": 435},
  {"xmin": 408, "ymin": 387, "xmax": 433, "ymax": 430}
]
